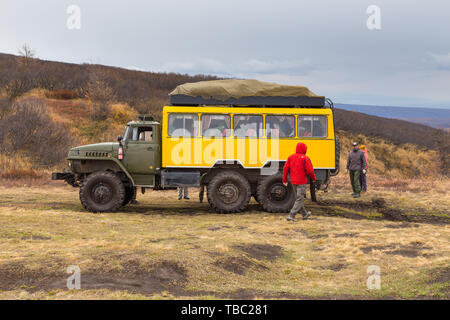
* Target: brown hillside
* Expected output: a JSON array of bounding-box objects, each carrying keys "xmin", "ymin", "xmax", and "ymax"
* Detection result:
[
  {"xmin": 334, "ymin": 108, "xmax": 447, "ymax": 150},
  {"xmin": 0, "ymin": 53, "xmax": 218, "ymax": 115},
  {"xmin": 335, "ymin": 109, "xmax": 450, "ymax": 174}
]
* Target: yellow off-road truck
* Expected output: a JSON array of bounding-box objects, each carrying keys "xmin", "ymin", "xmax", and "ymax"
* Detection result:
[{"xmin": 53, "ymin": 80, "xmax": 340, "ymax": 213}]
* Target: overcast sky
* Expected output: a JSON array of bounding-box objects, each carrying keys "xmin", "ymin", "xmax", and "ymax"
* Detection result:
[{"xmin": 1, "ymin": 0, "xmax": 449, "ymax": 108}]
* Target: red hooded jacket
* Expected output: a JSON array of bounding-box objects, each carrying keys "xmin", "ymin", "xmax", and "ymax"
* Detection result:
[{"xmin": 282, "ymin": 142, "xmax": 316, "ymax": 185}]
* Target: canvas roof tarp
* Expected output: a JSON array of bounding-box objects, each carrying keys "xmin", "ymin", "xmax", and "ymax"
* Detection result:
[{"xmin": 169, "ymin": 79, "xmax": 322, "ymax": 101}]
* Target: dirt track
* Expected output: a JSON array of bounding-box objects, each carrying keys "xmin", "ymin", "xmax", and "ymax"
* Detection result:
[{"xmin": 316, "ymin": 198, "xmax": 450, "ymax": 225}]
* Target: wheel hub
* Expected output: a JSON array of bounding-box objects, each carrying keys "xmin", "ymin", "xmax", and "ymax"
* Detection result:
[
  {"xmin": 92, "ymin": 183, "xmax": 112, "ymax": 204},
  {"xmin": 218, "ymin": 183, "xmax": 239, "ymax": 204},
  {"xmin": 269, "ymin": 183, "xmax": 288, "ymax": 201}
]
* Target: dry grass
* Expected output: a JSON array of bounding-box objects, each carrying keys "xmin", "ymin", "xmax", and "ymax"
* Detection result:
[
  {"xmin": 44, "ymin": 89, "xmax": 79, "ymax": 100},
  {"xmin": 0, "ymin": 179, "xmax": 448, "ymax": 300},
  {"xmin": 337, "ymin": 131, "xmax": 441, "ymax": 177},
  {"xmin": 0, "ymin": 168, "xmax": 43, "ymax": 180}
]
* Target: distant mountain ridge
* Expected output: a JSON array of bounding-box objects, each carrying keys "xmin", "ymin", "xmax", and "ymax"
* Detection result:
[{"xmin": 335, "ymin": 103, "xmax": 450, "ymax": 129}]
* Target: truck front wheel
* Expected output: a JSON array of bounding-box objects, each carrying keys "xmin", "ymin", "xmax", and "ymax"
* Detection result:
[
  {"xmin": 207, "ymin": 171, "xmax": 251, "ymax": 213},
  {"xmin": 79, "ymin": 171, "xmax": 125, "ymax": 213}
]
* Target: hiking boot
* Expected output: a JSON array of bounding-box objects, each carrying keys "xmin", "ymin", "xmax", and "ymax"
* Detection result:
[
  {"xmin": 178, "ymin": 195, "xmax": 182, "ymax": 200},
  {"xmin": 287, "ymin": 216, "xmax": 297, "ymax": 222},
  {"xmin": 130, "ymin": 199, "xmax": 139, "ymax": 205},
  {"xmin": 302, "ymin": 211, "xmax": 312, "ymax": 220},
  {"xmin": 353, "ymin": 193, "xmax": 361, "ymax": 198},
  {"xmin": 184, "ymin": 196, "xmax": 190, "ymax": 200}
]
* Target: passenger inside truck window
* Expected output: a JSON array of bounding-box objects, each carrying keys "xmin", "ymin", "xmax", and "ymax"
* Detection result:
[
  {"xmin": 130, "ymin": 127, "xmax": 153, "ymax": 141},
  {"xmin": 298, "ymin": 117, "xmax": 312, "ymax": 137},
  {"xmin": 280, "ymin": 116, "xmax": 295, "ymax": 137},
  {"xmin": 138, "ymin": 128, "xmax": 153, "ymax": 142},
  {"xmin": 202, "ymin": 114, "xmax": 230, "ymax": 137},
  {"xmin": 233, "ymin": 115, "xmax": 263, "ymax": 137},
  {"xmin": 266, "ymin": 115, "xmax": 295, "ymax": 138},
  {"xmin": 169, "ymin": 114, "xmax": 198, "ymax": 137},
  {"xmin": 312, "ymin": 116, "xmax": 327, "ymax": 137},
  {"xmin": 298, "ymin": 116, "xmax": 327, "ymax": 137}
]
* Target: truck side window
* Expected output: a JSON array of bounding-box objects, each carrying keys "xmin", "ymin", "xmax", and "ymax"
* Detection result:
[
  {"xmin": 130, "ymin": 127, "xmax": 153, "ymax": 141},
  {"xmin": 266, "ymin": 115, "xmax": 295, "ymax": 138},
  {"xmin": 169, "ymin": 114, "xmax": 199, "ymax": 137},
  {"xmin": 202, "ymin": 114, "xmax": 231, "ymax": 137},
  {"xmin": 298, "ymin": 116, "xmax": 327, "ymax": 137},
  {"xmin": 233, "ymin": 115, "xmax": 263, "ymax": 137},
  {"xmin": 138, "ymin": 127, "xmax": 153, "ymax": 142}
]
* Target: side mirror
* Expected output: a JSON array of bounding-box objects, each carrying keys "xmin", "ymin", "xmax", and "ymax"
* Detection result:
[{"xmin": 117, "ymin": 135, "xmax": 123, "ymax": 142}]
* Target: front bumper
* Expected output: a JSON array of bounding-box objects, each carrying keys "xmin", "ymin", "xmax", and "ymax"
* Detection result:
[
  {"xmin": 51, "ymin": 171, "xmax": 78, "ymax": 187},
  {"xmin": 52, "ymin": 172, "xmax": 73, "ymax": 180}
]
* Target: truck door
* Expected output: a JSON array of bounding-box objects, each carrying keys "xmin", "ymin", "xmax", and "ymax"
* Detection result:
[{"xmin": 123, "ymin": 125, "xmax": 158, "ymax": 185}]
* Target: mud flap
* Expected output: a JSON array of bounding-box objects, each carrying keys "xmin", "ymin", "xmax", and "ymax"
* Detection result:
[{"xmin": 199, "ymin": 184, "xmax": 205, "ymax": 203}]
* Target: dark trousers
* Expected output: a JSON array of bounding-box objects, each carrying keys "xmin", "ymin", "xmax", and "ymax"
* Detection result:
[
  {"xmin": 359, "ymin": 171, "xmax": 367, "ymax": 192},
  {"xmin": 349, "ymin": 170, "xmax": 361, "ymax": 194}
]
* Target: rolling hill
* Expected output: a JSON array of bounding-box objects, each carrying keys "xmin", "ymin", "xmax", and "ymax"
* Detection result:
[{"xmin": 335, "ymin": 103, "xmax": 450, "ymax": 130}]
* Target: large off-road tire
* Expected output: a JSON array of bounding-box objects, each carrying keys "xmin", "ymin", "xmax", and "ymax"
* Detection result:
[
  {"xmin": 256, "ymin": 173, "xmax": 296, "ymax": 213},
  {"xmin": 122, "ymin": 186, "xmax": 135, "ymax": 207},
  {"xmin": 330, "ymin": 136, "xmax": 340, "ymax": 176},
  {"xmin": 79, "ymin": 171, "xmax": 125, "ymax": 213},
  {"xmin": 207, "ymin": 171, "xmax": 251, "ymax": 213}
]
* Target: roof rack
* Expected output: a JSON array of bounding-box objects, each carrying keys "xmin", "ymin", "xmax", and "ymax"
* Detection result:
[
  {"xmin": 170, "ymin": 95, "xmax": 326, "ymax": 108},
  {"xmin": 137, "ymin": 115, "xmax": 155, "ymax": 121}
]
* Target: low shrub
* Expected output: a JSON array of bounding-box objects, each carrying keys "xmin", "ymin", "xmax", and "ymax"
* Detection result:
[
  {"xmin": 0, "ymin": 97, "xmax": 74, "ymax": 167},
  {"xmin": 0, "ymin": 168, "xmax": 43, "ymax": 179},
  {"xmin": 44, "ymin": 89, "xmax": 79, "ymax": 100}
]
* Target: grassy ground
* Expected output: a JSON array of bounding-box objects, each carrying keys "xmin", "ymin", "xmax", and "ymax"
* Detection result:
[{"xmin": 0, "ymin": 176, "xmax": 448, "ymax": 300}]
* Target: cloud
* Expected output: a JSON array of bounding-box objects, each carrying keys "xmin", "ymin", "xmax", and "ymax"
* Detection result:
[
  {"xmin": 243, "ymin": 59, "xmax": 314, "ymax": 75},
  {"xmin": 125, "ymin": 65, "xmax": 147, "ymax": 72},
  {"xmin": 156, "ymin": 59, "xmax": 228, "ymax": 75},
  {"xmin": 426, "ymin": 52, "xmax": 450, "ymax": 70},
  {"xmin": 155, "ymin": 58, "xmax": 314, "ymax": 77}
]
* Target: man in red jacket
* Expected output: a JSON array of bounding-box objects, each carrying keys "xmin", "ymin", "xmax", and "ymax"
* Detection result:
[{"xmin": 283, "ymin": 142, "xmax": 317, "ymax": 221}]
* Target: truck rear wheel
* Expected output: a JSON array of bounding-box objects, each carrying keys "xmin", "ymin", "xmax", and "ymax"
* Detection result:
[
  {"xmin": 207, "ymin": 171, "xmax": 251, "ymax": 213},
  {"xmin": 256, "ymin": 173, "xmax": 296, "ymax": 213},
  {"xmin": 79, "ymin": 171, "xmax": 125, "ymax": 213}
]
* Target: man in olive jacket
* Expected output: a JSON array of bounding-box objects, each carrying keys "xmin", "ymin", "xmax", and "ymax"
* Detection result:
[{"xmin": 345, "ymin": 142, "xmax": 367, "ymax": 198}]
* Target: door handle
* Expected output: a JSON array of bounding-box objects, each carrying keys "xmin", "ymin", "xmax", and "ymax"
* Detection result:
[{"xmin": 147, "ymin": 146, "xmax": 154, "ymax": 151}]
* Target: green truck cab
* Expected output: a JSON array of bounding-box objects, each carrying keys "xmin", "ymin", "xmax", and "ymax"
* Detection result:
[{"xmin": 53, "ymin": 116, "xmax": 165, "ymax": 212}]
